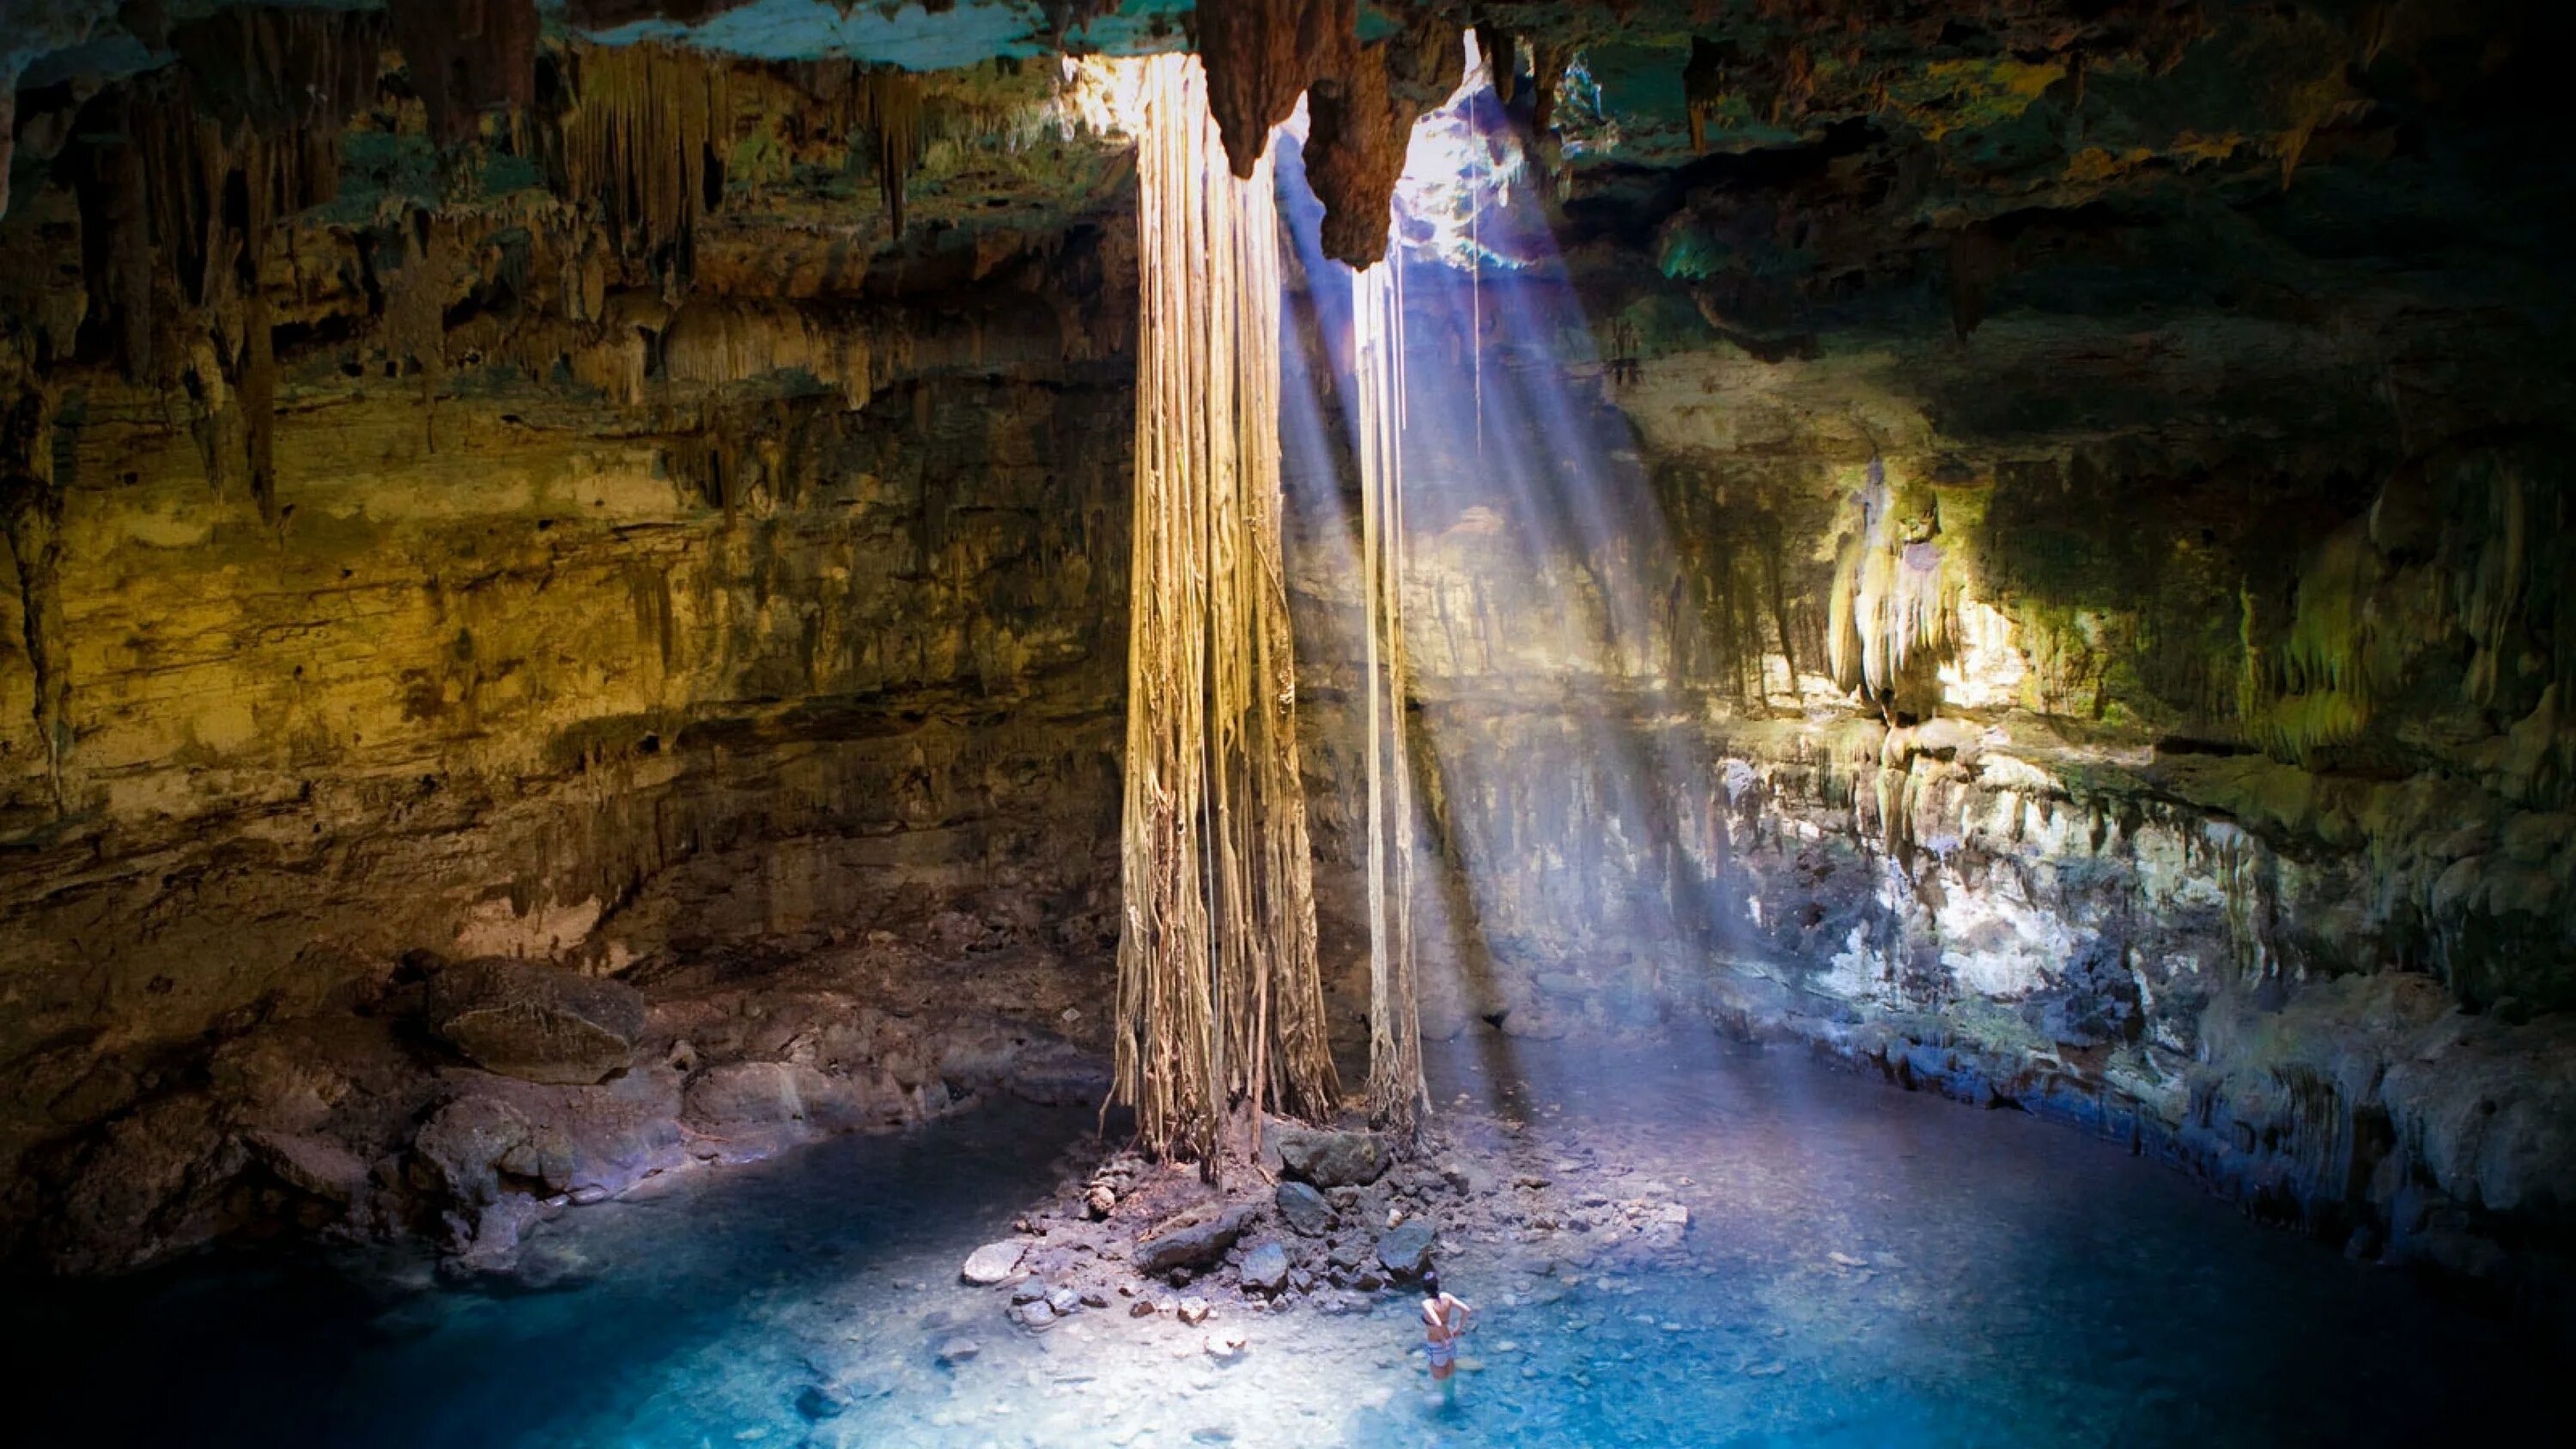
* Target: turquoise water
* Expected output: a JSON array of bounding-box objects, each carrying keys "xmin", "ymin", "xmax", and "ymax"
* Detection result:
[{"xmin": 6, "ymin": 1040, "xmax": 2557, "ymax": 1447}]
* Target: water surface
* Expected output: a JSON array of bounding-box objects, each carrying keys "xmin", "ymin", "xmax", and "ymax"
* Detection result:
[{"xmin": 7, "ymin": 1040, "xmax": 2556, "ymax": 1447}]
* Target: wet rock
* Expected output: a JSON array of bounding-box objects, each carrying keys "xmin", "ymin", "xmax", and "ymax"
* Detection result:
[
  {"xmin": 1275, "ymin": 1180, "xmax": 1335, "ymax": 1236},
  {"xmin": 961, "ymin": 1240, "xmax": 1024, "ymax": 1285},
  {"xmin": 1134, "ymin": 1206, "xmax": 1253, "ymax": 1276},
  {"xmin": 795, "ymin": 1382, "xmax": 853, "ymax": 1420},
  {"xmin": 1017, "ymin": 1299, "xmax": 1058, "ymax": 1331},
  {"xmin": 934, "ymin": 1337, "xmax": 981, "ymax": 1365},
  {"xmin": 681, "ymin": 1061, "xmax": 817, "ymax": 1131},
  {"xmin": 1240, "ymin": 1240, "xmax": 1290, "ymax": 1295},
  {"xmin": 1269, "ymin": 1125, "xmax": 1388, "ymax": 1187},
  {"xmin": 425, "ymin": 958, "xmax": 646, "ymax": 1086},
  {"xmin": 1377, "ymin": 1218, "xmax": 1436, "ymax": 1279}
]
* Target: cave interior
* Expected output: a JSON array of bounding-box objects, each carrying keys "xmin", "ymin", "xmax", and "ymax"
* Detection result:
[{"xmin": 1, "ymin": 2, "xmax": 2573, "ymax": 1446}]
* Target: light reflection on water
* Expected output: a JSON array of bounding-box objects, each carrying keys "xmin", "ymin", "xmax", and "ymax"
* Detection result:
[{"xmin": 4, "ymin": 1040, "xmax": 2551, "ymax": 1448}]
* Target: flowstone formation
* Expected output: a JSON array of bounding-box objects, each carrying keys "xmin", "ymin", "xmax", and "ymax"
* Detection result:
[{"xmin": 0, "ymin": 0, "xmax": 2566, "ymax": 1324}]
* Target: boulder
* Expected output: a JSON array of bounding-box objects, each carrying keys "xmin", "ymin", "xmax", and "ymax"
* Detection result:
[
  {"xmin": 245, "ymin": 1130, "xmax": 370, "ymax": 1205},
  {"xmin": 415, "ymin": 1095, "xmax": 571, "ymax": 1206},
  {"xmin": 1268, "ymin": 1125, "xmax": 1388, "ymax": 1187},
  {"xmin": 1275, "ymin": 1180, "xmax": 1335, "ymax": 1236},
  {"xmin": 1376, "ymin": 1218, "xmax": 1436, "ymax": 1279},
  {"xmin": 1240, "ymin": 1240, "xmax": 1291, "ymax": 1295},
  {"xmin": 1135, "ymin": 1206, "xmax": 1254, "ymax": 1276},
  {"xmin": 962, "ymin": 1240, "xmax": 1025, "ymax": 1285},
  {"xmin": 426, "ymin": 958, "xmax": 646, "ymax": 1086},
  {"xmin": 683, "ymin": 1061, "xmax": 814, "ymax": 1130}
]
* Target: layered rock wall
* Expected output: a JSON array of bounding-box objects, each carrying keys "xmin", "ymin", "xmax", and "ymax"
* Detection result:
[{"xmin": 0, "ymin": 356, "xmax": 1133, "ymax": 1217}]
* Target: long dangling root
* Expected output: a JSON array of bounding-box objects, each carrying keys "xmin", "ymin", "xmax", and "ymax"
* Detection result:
[{"xmin": 1109, "ymin": 55, "xmax": 1338, "ymax": 1171}]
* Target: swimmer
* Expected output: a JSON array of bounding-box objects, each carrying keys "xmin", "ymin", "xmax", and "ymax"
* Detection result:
[{"xmin": 1421, "ymin": 1270, "xmax": 1473, "ymax": 1406}]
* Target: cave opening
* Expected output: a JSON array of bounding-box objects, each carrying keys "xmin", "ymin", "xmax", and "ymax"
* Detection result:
[{"xmin": 0, "ymin": 3, "xmax": 2571, "ymax": 1446}]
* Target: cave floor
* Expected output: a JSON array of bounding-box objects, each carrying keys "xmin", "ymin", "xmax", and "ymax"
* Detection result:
[{"xmin": 7, "ymin": 1038, "xmax": 2556, "ymax": 1448}]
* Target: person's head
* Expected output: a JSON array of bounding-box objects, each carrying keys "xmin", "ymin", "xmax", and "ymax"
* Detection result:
[{"xmin": 1423, "ymin": 1270, "xmax": 1442, "ymax": 1299}]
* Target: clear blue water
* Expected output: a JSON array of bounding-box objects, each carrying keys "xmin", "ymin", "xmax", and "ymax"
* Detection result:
[{"xmin": 7, "ymin": 1040, "xmax": 2559, "ymax": 1448}]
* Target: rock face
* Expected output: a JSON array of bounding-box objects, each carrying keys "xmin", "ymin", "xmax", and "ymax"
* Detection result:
[
  {"xmin": 1269, "ymin": 1126, "xmax": 1388, "ymax": 1188},
  {"xmin": 427, "ymin": 959, "xmax": 647, "ymax": 1086},
  {"xmin": 1134, "ymin": 1207, "xmax": 1254, "ymax": 1277}
]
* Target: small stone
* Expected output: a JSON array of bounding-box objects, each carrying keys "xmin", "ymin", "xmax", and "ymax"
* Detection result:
[
  {"xmin": 1129, "ymin": 1299, "xmax": 1157, "ymax": 1318},
  {"xmin": 963, "ymin": 1241, "xmax": 1025, "ymax": 1286},
  {"xmin": 1240, "ymin": 1241, "xmax": 1290, "ymax": 1295},
  {"xmin": 1203, "ymin": 1326, "xmax": 1249, "ymax": 1358},
  {"xmin": 1176, "ymin": 1295, "xmax": 1212, "ymax": 1325},
  {"xmin": 568, "ymin": 1184, "xmax": 611, "ymax": 1207},
  {"xmin": 935, "ymin": 1337, "xmax": 981, "ymax": 1366},
  {"xmin": 1080, "ymin": 1288, "xmax": 1111, "ymax": 1308},
  {"xmin": 1086, "ymin": 1185, "xmax": 1117, "ymax": 1220},
  {"xmin": 1046, "ymin": 1286, "xmax": 1083, "ymax": 1317},
  {"xmin": 1018, "ymin": 1300, "xmax": 1059, "ymax": 1331}
]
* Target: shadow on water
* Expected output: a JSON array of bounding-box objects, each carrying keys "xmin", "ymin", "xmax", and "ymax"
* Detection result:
[{"xmin": 0, "ymin": 1099, "xmax": 1097, "ymax": 1449}]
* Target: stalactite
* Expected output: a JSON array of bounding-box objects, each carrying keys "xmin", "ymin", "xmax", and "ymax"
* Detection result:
[
  {"xmin": 1304, "ymin": 16, "xmax": 1463, "ymax": 267},
  {"xmin": 1110, "ymin": 53, "xmax": 1338, "ymax": 1169},
  {"xmin": 69, "ymin": 9, "xmax": 378, "ymax": 512},
  {"xmin": 1827, "ymin": 459, "xmax": 1954, "ymax": 717},
  {"xmin": 1354, "ymin": 256, "xmax": 1426, "ymax": 1143},
  {"xmin": 0, "ymin": 387, "xmax": 69, "ymax": 814},
  {"xmin": 1197, "ymin": 0, "xmax": 1352, "ymax": 179},
  {"xmin": 857, "ymin": 69, "xmax": 925, "ymax": 237},
  {"xmin": 385, "ymin": 215, "xmax": 460, "ymax": 451},
  {"xmin": 0, "ymin": 82, "xmax": 15, "ymax": 224},
  {"xmin": 556, "ymin": 44, "xmax": 733, "ymax": 279},
  {"xmin": 389, "ymin": 0, "xmax": 540, "ymax": 146}
]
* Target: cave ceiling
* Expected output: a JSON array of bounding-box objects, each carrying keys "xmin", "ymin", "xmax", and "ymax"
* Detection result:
[{"xmin": 0, "ymin": 2, "xmax": 2563, "ymax": 438}]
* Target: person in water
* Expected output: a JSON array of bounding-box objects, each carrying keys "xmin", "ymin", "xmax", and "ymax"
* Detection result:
[{"xmin": 1420, "ymin": 1271, "xmax": 1474, "ymax": 1405}]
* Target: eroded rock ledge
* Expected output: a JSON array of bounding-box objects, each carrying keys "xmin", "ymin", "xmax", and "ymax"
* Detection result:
[{"xmin": 11, "ymin": 938, "xmax": 1107, "ymax": 1277}]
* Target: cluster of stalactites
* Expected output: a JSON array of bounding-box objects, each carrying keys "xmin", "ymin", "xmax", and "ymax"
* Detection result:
[
  {"xmin": 1111, "ymin": 52, "xmax": 1340, "ymax": 1170},
  {"xmin": 1197, "ymin": 0, "xmax": 1462, "ymax": 266},
  {"xmin": 551, "ymin": 43, "xmax": 736, "ymax": 279},
  {"xmin": 804, "ymin": 61, "xmax": 927, "ymax": 238},
  {"xmin": 63, "ymin": 7, "xmax": 383, "ymax": 522},
  {"xmin": 388, "ymin": 0, "xmax": 541, "ymax": 146},
  {"xmin": 1827, "ymin": 459, "xmax": 1957, "ymax": 718}
]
